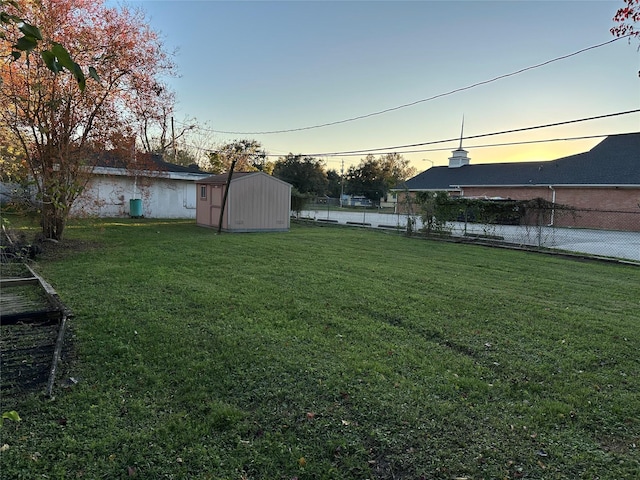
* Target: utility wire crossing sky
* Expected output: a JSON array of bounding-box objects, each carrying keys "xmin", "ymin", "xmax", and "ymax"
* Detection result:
[
  {"xmin": 128, "ymin": 0, "xmax": 640, "ymax": 168},
  {"xmin": 192, "ymin": 36, "xmax": 634, "ymax": 136}
]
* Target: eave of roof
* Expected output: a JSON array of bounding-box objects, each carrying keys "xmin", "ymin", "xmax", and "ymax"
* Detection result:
[
  {"xmin": 90, "ymin": 166, "xmax": 210, "ymax": 181},
  {"xmin": 456, "ymin": 184, "xmax": 640, "ymax": 188}
]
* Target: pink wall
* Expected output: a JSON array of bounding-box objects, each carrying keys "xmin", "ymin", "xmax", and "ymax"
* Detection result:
[{"xmin": 196, "ymin": 183, "xmax": 227, "ymax": 229}]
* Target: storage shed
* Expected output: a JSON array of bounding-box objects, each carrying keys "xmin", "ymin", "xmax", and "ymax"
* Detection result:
[{"xmin": 196, "ymin": 172, "xmax": 292, "ymax": 232}]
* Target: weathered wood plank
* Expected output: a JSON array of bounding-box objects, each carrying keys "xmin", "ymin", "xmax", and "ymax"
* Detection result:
[{"xmin": 0, "ymin": 277, "xmax": 39, "ymax": 287}]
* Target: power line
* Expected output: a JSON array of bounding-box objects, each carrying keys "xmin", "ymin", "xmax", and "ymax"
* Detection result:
[
  {"xmin": 303, "ymin": 109, "xmax": 640, "ymax": 157},
  {"xmin": 176, "ymin": 35, "xmax": 632, "ymax": 136},
  {"xmin": 178, "ymin": 109, "xmax": 638, "ymax": 158},
  {"xmin": 179, "ymin": 131, "xmax": 635, "ymax": 167},
  {"xmin": 317, "ymin": 134, "xmax": 620, "ymax": 159}
]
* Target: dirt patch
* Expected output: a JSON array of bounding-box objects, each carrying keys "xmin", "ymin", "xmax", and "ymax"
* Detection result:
[
  {"xmin": 38, "ymin": 238, "xmax": 103, "ymax": 261},
  {"xmin": 598, "ymin": 434, "xmax": 638, "ymax": 455}
]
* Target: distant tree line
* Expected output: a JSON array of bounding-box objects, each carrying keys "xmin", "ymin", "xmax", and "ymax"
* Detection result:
[
  {"xmin": 196, "ymin": 140, "xmax": 416, "ymax": 204},
  {"xmin": 271, "ymin": 152, "xmax": 416, "ymax": 203}
]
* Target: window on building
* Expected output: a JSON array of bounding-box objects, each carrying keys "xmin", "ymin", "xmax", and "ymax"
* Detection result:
[{"xmin": 200, "ymin": 185, "xmax": 207, "ymax": 199}]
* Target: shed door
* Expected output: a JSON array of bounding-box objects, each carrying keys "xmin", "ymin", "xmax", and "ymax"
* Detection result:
[{"xmin": 210, "ymin": 186, "xmax": 223, "ymax": 226}]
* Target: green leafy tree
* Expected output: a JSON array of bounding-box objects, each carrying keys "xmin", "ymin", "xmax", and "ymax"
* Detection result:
[
  {"xmin": 379, "ymin": 152, "xmax": 416, "ymax": 190},
  {"xmin": 345, "ymin": 153, "xmax": 415, "ymax": 203},
  {"xmin": 326, "ymin": 169, "xmax": 342, "ymax": 198},
  {"xmin": 206, "ymin": 151, "xmax": 227, "ymax": 174},
  {"xmin": 207, "ymin": 139, "xmax": 266, "ymax": 173},
  {"xmin": 261, "ymin": 160, "xmax": 275, "ymax": 175},
  {"xmin": 272, "ymin": 154, "xmax": 328, "ymax": 195},
  {"xmin": 345, "ymin": 155, "xmax": 386, "ymax": 202}
]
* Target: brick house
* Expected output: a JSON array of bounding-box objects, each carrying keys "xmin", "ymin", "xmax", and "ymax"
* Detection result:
[{"xmin": 395, "ymin": 132, "xmax": 640, "ymax": 231}]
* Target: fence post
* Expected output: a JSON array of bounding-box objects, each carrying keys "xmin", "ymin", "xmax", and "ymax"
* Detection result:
[{"xmin": 537, "ymin": 209, "xmax": 543, "ymax": 247}]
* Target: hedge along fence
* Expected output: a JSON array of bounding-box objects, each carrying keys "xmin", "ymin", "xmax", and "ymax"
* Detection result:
[
  {"xmin": 290, "ymin": 188, "xmax": 312, "ymax": 217},
  {"xmin": 413, "ymin": 192, "xmax": 577, "ymax": 235}
]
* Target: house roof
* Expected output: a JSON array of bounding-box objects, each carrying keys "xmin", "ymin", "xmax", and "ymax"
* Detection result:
[
  {"xmin": 89, "ymin": 152, "xmax": 210, "ymax": 181},
  {"xmin": 399, "ymin": 132, "xmax": 640, "ymax": 191},
  {"xmin": 95, "ymin": 152, "xmax": 207, "ymax": 174}
]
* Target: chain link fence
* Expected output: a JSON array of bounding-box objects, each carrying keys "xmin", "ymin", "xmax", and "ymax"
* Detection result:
[
  {"xmin": 298, "ymin": 203, "xmax": 640, "ymax": 263},
  {"xmin": 434, "ymin": 207, "xmax": 640, "ymax": 261}
]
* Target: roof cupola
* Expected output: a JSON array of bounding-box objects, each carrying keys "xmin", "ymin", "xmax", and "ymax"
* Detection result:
[{"xmin": 448, "ymin": 117, "xmax": 471, "ymax": 168}]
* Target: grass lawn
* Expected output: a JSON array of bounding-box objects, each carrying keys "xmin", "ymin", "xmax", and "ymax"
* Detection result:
[{"xmin": 1, "ymin": 218, "xmax": 639, "ymax": 479}]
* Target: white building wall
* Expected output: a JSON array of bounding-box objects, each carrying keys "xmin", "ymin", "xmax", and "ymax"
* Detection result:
[{"xmin": 72, "ymin": 174, "xmax": 201, "ymax": 219}]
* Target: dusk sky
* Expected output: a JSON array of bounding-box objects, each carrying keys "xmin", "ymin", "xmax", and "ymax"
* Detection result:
[{"xmin": 121, "ymin": 0, "xmax": 640, "ymax": 171}]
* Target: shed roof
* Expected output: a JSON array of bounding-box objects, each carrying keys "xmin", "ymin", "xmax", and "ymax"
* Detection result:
[
  {"xmin": 198, "ymin": 172, "xmax": 256, "ymax": 185},
  {"xmin": 399, "ymin": 132, "xmax": 640, "ymax": 191},
  {"xmin": 197, "ymin": 171, "xmax": 292, "ymax": 188}
]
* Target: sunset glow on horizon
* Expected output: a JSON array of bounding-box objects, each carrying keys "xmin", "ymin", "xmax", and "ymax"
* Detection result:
[{"xmin": 122, "ymin": 0, "xmax": 639, "ymax": 173}]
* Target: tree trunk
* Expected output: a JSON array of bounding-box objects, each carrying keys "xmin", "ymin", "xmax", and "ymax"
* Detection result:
[{"xmin": 41, "ymin": 195, "xmax": 66, "ymax": 241}]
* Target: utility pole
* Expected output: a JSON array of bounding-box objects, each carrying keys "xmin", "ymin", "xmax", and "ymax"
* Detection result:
[
  {"xmin": 171, "ymin": 116, "xmax": 177, "ymax": 163},
  {"xmin": 340, "ymin": 158, "xmax": 344, "ymax": 207},
  {"xmin": 218, "ymin": 158, "xmax": 237, "ymax": 234}
]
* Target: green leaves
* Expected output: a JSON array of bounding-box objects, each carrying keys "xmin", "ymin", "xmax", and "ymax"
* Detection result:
[
  {"xmin": 1, "ymin": 410, "xmax": 21, "ymax": 427},
  {"xmin": 50, "ymin": 42, "xmax": 73, "ymax": 69},
  {"xmin": 88, "ymin": 66, "xmax": 99, "ymax": 82},
  {"xmin": 40, "ymin": 49, "xmax": 59, "ymax": 73},
  {"xmin": 13, "ymin": 34, "xmax": 36, "ymax": 51},
  {"xmin": 17, "ymin": 20, "xmax": 42, "ymax": 41},
  {"xmin": 8, "ymin": 20, "xmax": 40, "ymax": 59},
  {"xmin": 40, "ymin": 43, "xmax": 94, "ymax": 91}
]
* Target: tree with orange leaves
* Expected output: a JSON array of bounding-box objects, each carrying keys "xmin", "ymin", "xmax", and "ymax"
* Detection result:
[
  {"xmin": 1, "ymin": 0, "xmax": 174, "ymax": 240},
  {"xmin": 611, "ymin": 0, "xmax": 640, "ymax": 38},
  {"xmin": 611, "ymin": 0, "xmax": 640, "ymax": 77}
]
